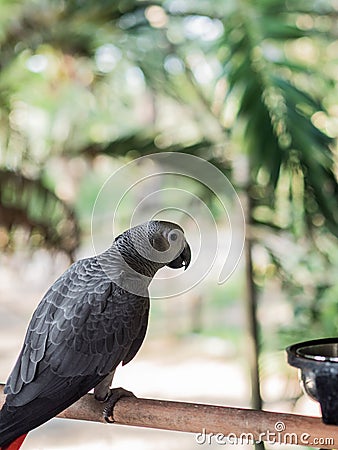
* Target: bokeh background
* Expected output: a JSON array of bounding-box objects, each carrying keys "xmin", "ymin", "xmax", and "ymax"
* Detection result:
[{"xmin": 1, "ymin": 0, "xmax": 338, "ymax": 448}]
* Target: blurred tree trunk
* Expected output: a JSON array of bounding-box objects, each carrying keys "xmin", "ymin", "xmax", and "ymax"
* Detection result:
[
  {"xmin": 244, "ymin": 190, "xmax": 262, "ymax": 410},
  {"xmin": 244, "ymin": 187, "xmax": 264, "ymax": 448},
  {"xmin": 191, "ymin": 295, "xmax": 203, "ymax": 334}
]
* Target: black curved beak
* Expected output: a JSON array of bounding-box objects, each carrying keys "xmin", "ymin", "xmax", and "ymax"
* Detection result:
[{"xmin": 167, "ymin": 241, "xmax": 191, "ymax": 270}]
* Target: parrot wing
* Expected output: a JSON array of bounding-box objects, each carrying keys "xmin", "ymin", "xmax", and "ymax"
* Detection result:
[{"xmin": 0, "ymin": 256, "xmax": 149, "ymax": 447}]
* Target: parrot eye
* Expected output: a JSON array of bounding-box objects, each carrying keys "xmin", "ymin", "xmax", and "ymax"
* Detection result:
[
  {"xmin": 168, "ymin": 229, "xmax": 182, "ymax": 244},
  {"xmin": 168, "ymin": 231, "xmax": 178, "ymax": 242}
]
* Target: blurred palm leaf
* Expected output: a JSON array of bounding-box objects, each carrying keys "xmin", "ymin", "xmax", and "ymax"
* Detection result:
[
  {"xmin": 218, "ymin": 0, "xmax": 338, "ymax": 237},
  {"xmin": 81, "ymin": 133, "xmax": 232, "ymax": 178},
  {"xmin": 0, "ymin": 1, "xmax": 149, "ymax": 68},
  {"xmin": 0, "ymin": 170, "xmax": 79, "ymax": 257}
]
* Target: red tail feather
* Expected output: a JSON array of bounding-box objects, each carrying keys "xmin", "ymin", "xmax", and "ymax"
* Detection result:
[{"xmin": 1, "ymin": 434, "xmax": 27, "ymax": 450}]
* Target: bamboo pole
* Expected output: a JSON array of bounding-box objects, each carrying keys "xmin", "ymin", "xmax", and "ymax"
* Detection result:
[{"xmin": 0, "ymin": 385, "xmax": 337, "ymax": 448}]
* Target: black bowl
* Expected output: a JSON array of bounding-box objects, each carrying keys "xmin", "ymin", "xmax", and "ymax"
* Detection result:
[{"xmin": 287, "ymin": 337, "xmax": 338, "ymax": 425}]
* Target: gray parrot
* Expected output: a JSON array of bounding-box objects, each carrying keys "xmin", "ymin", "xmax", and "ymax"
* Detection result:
[{"xmin": 0, "ymin": 220, "xmax": 191, "ymax": 450}]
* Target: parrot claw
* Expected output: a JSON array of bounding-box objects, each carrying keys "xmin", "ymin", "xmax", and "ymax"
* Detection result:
[{"xmin": 102, "ymin": 387, "xmax": 136, "ymax": 423}]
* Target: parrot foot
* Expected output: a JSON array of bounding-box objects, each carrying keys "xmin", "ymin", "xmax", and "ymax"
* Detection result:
[{"xmin": 103, "ymin": 387, "xmax": 136, "ymax": 423}]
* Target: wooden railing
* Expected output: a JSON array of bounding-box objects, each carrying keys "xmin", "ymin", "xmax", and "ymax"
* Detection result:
[{"xmin": 0, "ymin": 385, "xmax": 337, "ymax": 448}]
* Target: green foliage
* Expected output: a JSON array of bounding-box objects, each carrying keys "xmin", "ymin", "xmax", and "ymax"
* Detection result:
[
  {"xmin": 0, "ymin": 0, "xmax": 337, "ymax": 343},
  {"xmin": 0, "ymin": 169, "xmax": 79, "ymax": 256},
  {"xmin": 218, "ymin": 0, "xmax": 338, "ymax": 237}
]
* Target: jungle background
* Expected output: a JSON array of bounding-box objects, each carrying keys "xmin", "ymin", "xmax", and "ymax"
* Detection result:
[{"xmin": 1, "ymin": 0, "xmax": 338, "ymax": 448}]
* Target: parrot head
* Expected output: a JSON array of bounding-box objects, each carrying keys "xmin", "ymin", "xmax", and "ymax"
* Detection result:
[
  {"xmin": 151, "ymin": 220, "xmax": 191, "ymax": 271},
  {"xmin": 114, "ymin": 220, "xmax": 191, "ymax": 275}
]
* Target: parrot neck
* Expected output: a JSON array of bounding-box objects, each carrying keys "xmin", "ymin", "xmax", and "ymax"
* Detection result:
[
  {"xmin": 114, "ymin": 239, "xmax": 163, "ymax": 278},
  {"xmin": 98, "ymin": 240, "xmax": 163, "ymax": 281}
]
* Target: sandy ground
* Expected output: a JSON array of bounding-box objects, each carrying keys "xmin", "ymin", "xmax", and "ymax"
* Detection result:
[{"xmin": 0, "ymin": 250, "xmax": 320, "ymax": 449}]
